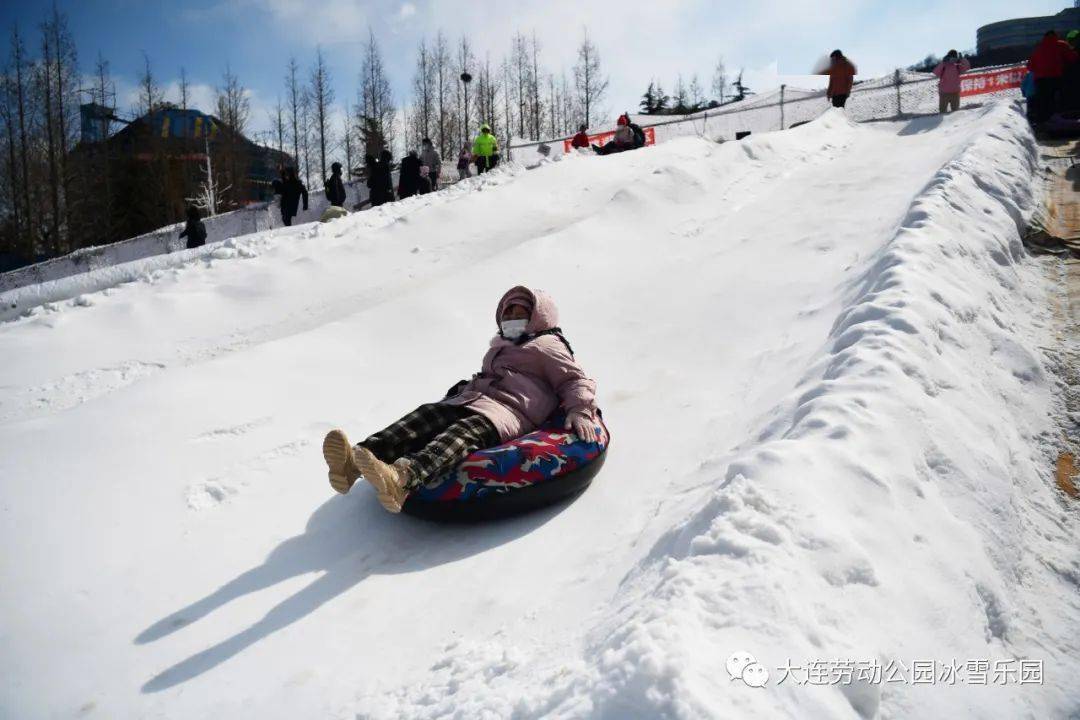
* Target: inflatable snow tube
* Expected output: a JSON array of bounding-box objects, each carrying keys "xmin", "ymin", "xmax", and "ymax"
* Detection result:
[
  {"xmin": 401, "ymin": 412, "xmax": 610, "ymax": 523},
  {"xmin": 320, "ymin": 205, "xmax": 349, "ymax": 223}
]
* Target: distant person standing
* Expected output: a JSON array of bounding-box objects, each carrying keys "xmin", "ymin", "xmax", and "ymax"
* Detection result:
[
  {"xmin": 933, "ymin": 50, "xmax": 971, "ymax": 114},
  {"xmin": 419, "ymin": 138, "xmax": 441, "ymax": 190},
  {"xmin": 179, "ymin": 206, "xmax": 207, "ymax": 249},
  {"xmin": 370, "ymin": 150, "xmax": 395, "ymax": 206},
  {"xmin": 822, "ymin": 50, "xmax": 857, "ymax": 108},
  {"xmin": 324, "ymin": 162, "xmax": 347, "ymax": 207},
  {"xmin": 1028, "ymin": 30, "xmax": 1079, "ymax": 122},
  {"xmin": 272, "ymin": 167, "xmax": 308, "ymax": 226},
  {"xmin": 571, "ymin": 124, "xmax": 590, "ymax": 149},
  {"xmin": 472, "ymin": 123, "xmax": 499, "ymax": 175},
  {"xmin": 398, "ymin": 150, "xmax": 422, "ymax": 199},
  {"xmin": 457, "ymin": 143, "xmax": 472, "ymax": 180}
]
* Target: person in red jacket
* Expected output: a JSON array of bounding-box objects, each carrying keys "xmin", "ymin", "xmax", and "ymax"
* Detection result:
[
  {"xmin": 570, "ymin": 124, "xmax": 590, "ymax": 149},
  {"xmin": 1028, "ymin": 31, "xmax": 1079, "ymax": 122},
  {"xmin": 822, "ymin": 50, "xmax": 857, "ymax": 108}
]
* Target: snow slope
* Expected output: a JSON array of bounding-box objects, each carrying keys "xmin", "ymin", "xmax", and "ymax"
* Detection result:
[{"xmin": 1, "ymin": 101, "xmax": 1076, "ymax": 720}]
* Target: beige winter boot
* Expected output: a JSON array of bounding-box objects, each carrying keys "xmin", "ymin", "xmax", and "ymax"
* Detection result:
[
  {"xmin": 353, "ymin": 446, "xmax": 411, "ymax": 513},
  {"xmin": 322, "ymin": 429, "xmax": 362, "ymax": 494}
]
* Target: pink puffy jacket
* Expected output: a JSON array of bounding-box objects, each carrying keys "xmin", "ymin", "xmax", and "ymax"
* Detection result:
[
  {"xmin": 441, "ymin": 286, "xmax": 598, "ymax": 442},
  {"xmin": 933, "ymin": 58, "xmax": 971, "ymax": 94}
]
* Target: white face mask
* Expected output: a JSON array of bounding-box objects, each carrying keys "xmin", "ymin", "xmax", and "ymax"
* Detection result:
[{"xmin": 500, "ymin": 318, "xmax": 529, "ymax": 340}]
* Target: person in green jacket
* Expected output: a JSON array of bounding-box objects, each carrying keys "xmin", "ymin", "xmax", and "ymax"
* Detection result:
[{"xmin": 472, "ymin": 123, "xmax": 499, "ymax": 174}]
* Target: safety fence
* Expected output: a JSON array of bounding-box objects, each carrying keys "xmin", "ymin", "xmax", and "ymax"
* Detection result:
[{"xmin": 509, "ymin": 65, "xmax": 1025, "ymax": 162}]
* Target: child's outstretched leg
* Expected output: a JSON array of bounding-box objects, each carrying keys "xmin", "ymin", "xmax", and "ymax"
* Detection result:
[{"xmin": 355, "ymin": 412, "xmax": 499, "ymax": 513}]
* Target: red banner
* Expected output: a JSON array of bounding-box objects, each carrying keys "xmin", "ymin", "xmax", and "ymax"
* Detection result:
[
  {"xmin": 959, "ymin": 65, "xmax": 1025, "ymax": 97},
  {"xmin": 564, "ymin": 126, "xmax": 656, "ymax": 153}
]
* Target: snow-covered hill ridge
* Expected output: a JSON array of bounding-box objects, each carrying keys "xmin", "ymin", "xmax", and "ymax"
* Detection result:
[{"xmin": 1, "ymin": 101, "xmax": 1076, "ymax": 720}]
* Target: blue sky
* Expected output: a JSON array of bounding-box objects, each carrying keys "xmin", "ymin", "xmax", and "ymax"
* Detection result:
[{"xmin": 0, "ymin": 0, "xmax": 1070, "ymax": 141}]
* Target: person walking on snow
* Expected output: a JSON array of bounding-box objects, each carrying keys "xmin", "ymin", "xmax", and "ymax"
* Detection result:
[
  {"xmin": 272, "ymin": 167, "xmax": 308, "ymax": 226},
  {"xmin": 1027, "ymin": 30, "xmax": 1079, "ymax": 123},
  {"xmin": 933, "ymin": 50, "xmax": 971, "ymax": 114},
  {"xmin": 419, "ymin": 138, "xmax": 441, "ymax": 190},
  {"xmin": 178, "ymin": 205, "xmax": 207, "ymax": 249},
  {"xmin": 457, "ymin": 143, "xmax": 472, "ymax": 180},
  {"xmin": 324, "ymin": 162, "xmax": 347, "ymax": 207},
  {"xmin": 322, "ymin": 286, "xmax": 600, "ymax": 513},
  {"xmin": 822, "ymin": 50, "xmax": 857, "ymax": 108},
  {"xmin": 472, "ymin": 123, "xmax": 499, "ymax": 174},
  {"xmin": 571, "ymin": 124, "xmax": 590, "ymax": 149}
]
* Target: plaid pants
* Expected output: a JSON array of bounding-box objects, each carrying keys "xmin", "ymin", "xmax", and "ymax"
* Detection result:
[{"xmin": 358, "ymin": 403, "xmax": 499, "ymax": 490}]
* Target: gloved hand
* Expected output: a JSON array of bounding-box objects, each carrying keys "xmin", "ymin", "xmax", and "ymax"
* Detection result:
[{"xmin": 564, "ymin": 409, "xmax": 598, "ymax": 444}]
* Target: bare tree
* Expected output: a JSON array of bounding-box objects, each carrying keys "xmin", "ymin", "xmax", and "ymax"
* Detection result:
[
  {"xmin": 286, "ymin": 56, "xmax": 301, "ymax": 168},
  {"xmin": 511, "ymin": 33, "xmax": 528, "ymax": 138},
  {"xmin": 356, "ymin": 28, "xmax": 395, "ymax": 157},
  {"xmin": 341, "ymin": 116, "xmax": 353, "ymax": 178},
  {"xmin": 560, "ymin": 70, "xmax": 574, "ymax": 133},
  {"xmin": 572, "ymin": 28, "xmax": 608, "ymax": 127},
  {"xmin": 136, "ymin": 51, "xmax": 161, "ymax": 115},
  {"xmin": 0, "ymin": 41, "xmax": 24, "ymax": 255},
  {"xmin": 178, "ymin": 66, "xmax": 189, "ymax": 110},
  {"xmin": 529, "ymin": 32, "xmax": 543, "ymax": 140},
  {"xmin": 39, "ymin": 23, "xmax": 61, "ymax": 253},
  {"xmin": 476, "ymin": 52, "xmax": 500, "ymax": 141},
  {"xmin": 187, "ymin": 137, "xmax": 230, "ymax": 216},
  {"xmin": 501, "ymin": 56, "xmax": 513, "ymax": 154},
  {"xmin": 308, "ymin": 47, "xmax": 334, "ymax": 183},
  {"xmin": 432, "ymin": 31, "xmax": 452, "ymax": 157},
  {"xmin": 547, "ymin": 73, "xmax": 558, "ymax": 138},
  {"xmin": 411, "ymin": 38, "xmax": 434, "ymax": 145},
  {"xmin": 689, "ymin": 74, "xmax": 705, "ymax": 111},
  {"xmin": 299, "ymin": 91, "xmax": 312, "ymax": 187},
  {"xmin": 711, "ymin": 56, "xmax": 728, "ymax": 105},
  {"xmin": 455, "ymin": 36, "xmax": 475, "ymax": 146},
  {"xmin": 45, "ymin": 3, "xmax": 77, "ymax": 253},
  {"xmin": 215, "ymin": 64, "xmax": 250, "ymax": 207},
  {"xmin": 271, "ymin": 97, "xmax": 284, "ymax": 155},
  {"xmin": 216, "ymin": 63, "xmax": 250, "ymax": 135},
  {"xmin": 10, "ymin": 25, "xmax": 34, "ymax": 257}
]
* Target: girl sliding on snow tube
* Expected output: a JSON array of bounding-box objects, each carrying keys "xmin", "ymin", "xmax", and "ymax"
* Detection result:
[{"xmin": 322, "ymin": 286, "xmax": 600, "ymax": 513}]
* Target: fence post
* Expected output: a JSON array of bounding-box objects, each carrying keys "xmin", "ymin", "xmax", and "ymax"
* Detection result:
[
  {"xmin": 894, "ymin": 69, "xmax": 902, "ymax": 117},
  {"xmin": 780, "ymin": 84, "xmax": 786, "ymax": 129}
]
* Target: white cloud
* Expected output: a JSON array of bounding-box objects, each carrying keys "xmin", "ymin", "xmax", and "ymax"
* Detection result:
[{"xmin": 399, "ymin": 3, "xmax": 417, "ymax": 19}]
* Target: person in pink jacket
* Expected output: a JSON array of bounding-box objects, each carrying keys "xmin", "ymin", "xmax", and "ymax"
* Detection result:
[
  {"xmin": 933, "ymin": 50, "xmax": 971, "ymax": 114},
  {"xmin": 322, "ymin": 286, "xmax": 600, "ymax": 513}
]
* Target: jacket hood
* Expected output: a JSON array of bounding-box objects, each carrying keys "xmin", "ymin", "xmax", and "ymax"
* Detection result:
[{"xmin": 495, "ymin": 286, "xmax": 559, "ymax": 335}]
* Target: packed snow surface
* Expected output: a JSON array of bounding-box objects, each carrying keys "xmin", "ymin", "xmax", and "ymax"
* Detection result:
[{"xmin": 2, "ymin": 102, "xmax": 1078, "ymax": 719}]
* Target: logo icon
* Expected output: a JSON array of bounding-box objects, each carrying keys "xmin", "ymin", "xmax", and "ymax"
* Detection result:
[{"xmin": 727, "ymin": 651, "xmax": 770, "ymax": 688}]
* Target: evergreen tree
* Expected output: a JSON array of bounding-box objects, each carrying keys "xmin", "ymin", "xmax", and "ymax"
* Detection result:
[
  {"xmin": 639, "ymin": 81, "xmax": 657, "ymax": 114},
  {"xmin": 648, "ymin": 81, "xmax": 665, "ymax": 113},
  {"xmin": 733, "ymin": 70, "xmax": 750, "ymax": 102}
]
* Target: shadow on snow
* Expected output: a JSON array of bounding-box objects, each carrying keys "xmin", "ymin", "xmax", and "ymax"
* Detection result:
[{"xmin": 136, "ymin": 485, "xmax": 570, "ymax": 693}]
